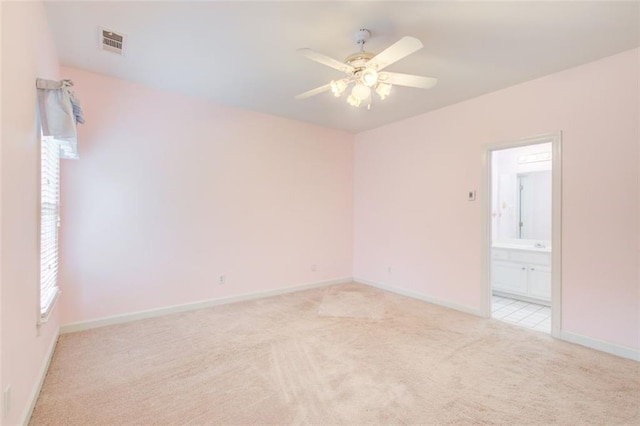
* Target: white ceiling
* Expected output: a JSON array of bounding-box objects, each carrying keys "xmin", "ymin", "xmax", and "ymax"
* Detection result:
[{"xmin": 44, "ymin": 1, "xmax": 640, "ymax": 133}]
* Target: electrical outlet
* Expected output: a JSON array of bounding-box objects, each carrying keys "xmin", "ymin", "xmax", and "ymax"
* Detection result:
[
  {"xmin": 387, "ymin": 266, "xmax": 392, "ymax": 273},
  {"xmin": 4, "ymin": 385, "xmax": 10, "ymax": 418},
  {"xmin": 311, "ymin": 264, "xmax": 317, "ymax": 272},
  {"xmin": 219, "ymin": 274, "xmax": 226, "ymax": 285}
]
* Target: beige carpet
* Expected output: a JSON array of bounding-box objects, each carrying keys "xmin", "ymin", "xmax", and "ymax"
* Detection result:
[
  {"xmin": 30, "ymin": 283, "xmax": 639, "ymax": 425},
  {"xmin": 317, "ymin": 285, "xmax": 386, "ymax": 320}
]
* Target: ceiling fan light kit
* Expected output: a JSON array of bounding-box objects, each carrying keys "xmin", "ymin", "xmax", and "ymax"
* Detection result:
[{"xmin": 295, "ymin": 28, "xmax": 438, "ymax": 109}]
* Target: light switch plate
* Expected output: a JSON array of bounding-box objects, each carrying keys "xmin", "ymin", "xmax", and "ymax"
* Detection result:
[{"xmin": 468, "ymin": 190, "xmax": 476, "ymax": 201}]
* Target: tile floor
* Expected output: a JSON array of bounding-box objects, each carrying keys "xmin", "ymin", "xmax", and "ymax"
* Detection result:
[{"xmin": 491, "ymin": 295, "xmax": 551, "ymax": 333}]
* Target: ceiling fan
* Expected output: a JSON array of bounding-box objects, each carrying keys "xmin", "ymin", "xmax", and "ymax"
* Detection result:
[{"xmin": 295, "ymin": 29, "xmax": 437, "ymax": 109}]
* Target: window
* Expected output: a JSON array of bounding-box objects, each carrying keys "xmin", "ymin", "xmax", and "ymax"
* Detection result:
[{"xmin": 40, "ymin": 136, "xmax": 61, "ymax": 318}]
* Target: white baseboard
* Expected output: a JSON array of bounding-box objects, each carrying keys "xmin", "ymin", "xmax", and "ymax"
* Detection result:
[
  {"xmin": 559, "ymin": 330, "xmax": 639, "ymax": 362},
  {"xmin": 20, "ymin": 327, "xmax": 60, "ymax": 426},
  {"xmin": 355, "ymin": 276, "xmax": 483, "ymax": 317},
  {"xmin": 60, "ymin": 277, "xmax": 352, "ymax": 334},
  {"xmin": 355, "ymin": 277, "xmax": 639, "ymax": 362}
]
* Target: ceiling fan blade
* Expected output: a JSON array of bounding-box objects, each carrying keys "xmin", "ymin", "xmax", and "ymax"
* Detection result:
[
  {"xmin": 297, "ymin": 48, "xmax": 354, "ymax": 73},
  {"xmin": 295, "ymin": 83, "xmax": 331, "ymax": 100},
  {"xmin": 380, "ymin": 72, "xmax": 438, "ymax": 89},
  {"xmin": 367, "ymin": 36, "xmax": 423, "ymax": 71}
]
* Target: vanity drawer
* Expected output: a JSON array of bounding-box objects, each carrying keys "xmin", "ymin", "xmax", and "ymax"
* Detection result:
[
  {"xmin": 510, "ymin": 250, "xmax": 550, "ymax": 265},
  {"xmin": 491, "ymin": 249, "xmax": 510, "ymax": 261}
]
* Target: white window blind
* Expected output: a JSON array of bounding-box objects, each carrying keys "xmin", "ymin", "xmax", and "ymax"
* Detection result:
[{"xmin": 40, "ymin": 136, "xmax": 60, "ymax": 317}]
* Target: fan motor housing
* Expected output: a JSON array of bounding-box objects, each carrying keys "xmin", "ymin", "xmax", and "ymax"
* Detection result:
[{"xmin": 345, "ymin": 51, "xmax": 375, "ymax": 72}]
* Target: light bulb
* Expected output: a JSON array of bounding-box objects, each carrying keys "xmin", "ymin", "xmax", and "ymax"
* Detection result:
[
  {"xmin": 375, "ymin": 83, "xmax": 392, "ymax": 100},
  {"xmin": 347, "ymin": 94, "xmax": 361, "ymax": 107},
  {"xmin": 330, "ymin": 79, "xmax": 348, "ymax": 97},
  {"xmin": 351, "ymin": 84, "xmax": 371, "ymax": 101},
  {"xmin": 361, "ymin": 68, "xmax": 378, "ymax": 87}
]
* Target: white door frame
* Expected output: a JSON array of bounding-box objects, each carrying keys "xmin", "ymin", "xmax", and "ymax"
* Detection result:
[{"xmin": 481, "ymin": 133, "xmax": 562, "ymax": 338}]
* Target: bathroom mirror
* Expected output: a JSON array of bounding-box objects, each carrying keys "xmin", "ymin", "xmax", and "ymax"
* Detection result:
[
  {"xmin": 517, "ymin": 171, "xmax": 551, "ymax": 240},
  {"xmin": 494, "ymin": 170, "xmax": 551, "ymax": 242},
  {"xmin": 492, "ymin": 143, "xmax": 553, "ymax": 245}
]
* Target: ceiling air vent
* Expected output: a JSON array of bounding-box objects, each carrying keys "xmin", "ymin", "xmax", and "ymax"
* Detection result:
[{"xmin": 100, "ymin": 28, "xmax": 124, "ymax": 55}]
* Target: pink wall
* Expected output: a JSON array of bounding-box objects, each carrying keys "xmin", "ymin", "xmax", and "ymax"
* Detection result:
[
  {"xmin": 354, "ymin": 49, "xmax": 639, "ymax": 351},
  {"xmin": 0, "ymin": 2, "xmax": 4, "ymax": 421},
  {"xmin": 58, "ymin": 67, "xmax": 354, "ymax": 324},
  {"xmin": 1, "ymin": 2, "xmax": 61, "ymax": 424}
]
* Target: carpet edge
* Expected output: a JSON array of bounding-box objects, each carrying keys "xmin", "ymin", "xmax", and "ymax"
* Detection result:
[
  {"xmin": 354, "ymin": 276, "xmax": 483, "ymax": 317},
  {"xmin": 355, "ymin": 276, "xmax": 639, "ymax": 362},
  {"xmin": 559, "ymin": 330, "xmax": 640, "ymax": 362},
  {"xmin": 59, "ymin": 277, "xmax": 353, "ymax": 334},
  {"xmin": 20, "ymin": 327, "xmax": 60, "ymax": 426}
]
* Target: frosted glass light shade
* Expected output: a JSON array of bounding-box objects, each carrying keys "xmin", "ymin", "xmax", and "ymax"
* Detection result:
[
  {"xmin": 361, "ymin": 68, "xmax": 378, "ymax": 87},
  {"xmin": 375, "ymin": 83, "xmax": 392, "ymax": 100},
  {"xmin": 347, "ymin": 94, "xmax": 361, "ymax": 107},
  {"xmin": 351, "ymin": 84, "xmax": 371, "ymax": 101},
  {"xmin": 330, "ymin": 79, "xmax": 348, "ymax": 97}
]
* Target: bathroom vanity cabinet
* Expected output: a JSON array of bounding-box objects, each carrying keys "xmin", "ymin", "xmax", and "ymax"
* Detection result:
[{"xmin": 491, "ymin": 246, "xmax": 551, "ymax": 304}]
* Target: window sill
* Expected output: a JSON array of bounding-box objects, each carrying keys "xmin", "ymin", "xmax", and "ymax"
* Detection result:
[{"xmin": 38, "ymin": 289, "xmax": 61, "ymax": 326}]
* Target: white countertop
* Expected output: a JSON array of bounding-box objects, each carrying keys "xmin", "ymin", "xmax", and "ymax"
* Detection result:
[{"xmin": 492, "ymin": 242, "xmax": 551, "ymax": 253}]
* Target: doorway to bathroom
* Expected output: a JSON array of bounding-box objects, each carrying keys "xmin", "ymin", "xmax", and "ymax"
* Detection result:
[{"xmin": 484, "ymin": 134, "xmax": 562, "ymax": 337}]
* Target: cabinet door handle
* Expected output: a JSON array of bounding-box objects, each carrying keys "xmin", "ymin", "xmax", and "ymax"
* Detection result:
[
  {"xmin": 531, "ymin": 268, "xmax": 535, "ymax": 271},
  {"xmin": 521, "ymin": 267, "xmax": 526, "ymax": 270}
]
